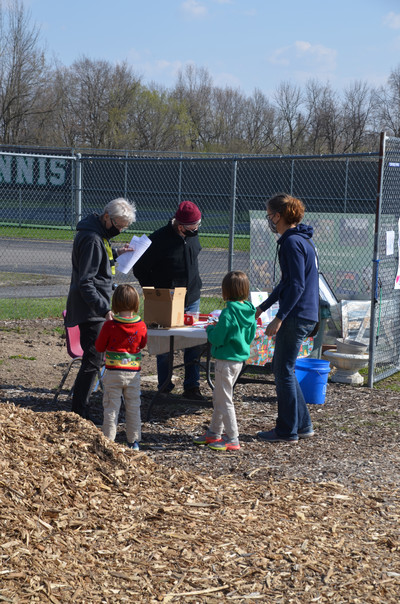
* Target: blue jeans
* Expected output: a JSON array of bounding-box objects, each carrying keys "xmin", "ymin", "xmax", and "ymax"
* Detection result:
[
  {"xmin": 272, "ymin": 315, "xmax": 316, "ymax": 439},
  {"xmin": 157, "ymin": 299, "xmax": 202, "ymax": 391}
]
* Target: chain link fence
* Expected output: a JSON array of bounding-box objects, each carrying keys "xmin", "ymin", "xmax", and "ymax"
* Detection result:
[
  {"xmin": 368, "ymin": 133, "xmax": 400, "ymax": 383},
  {"xmin": 1, "ymin": 141, "xmax": 399, "ymax": 383}
]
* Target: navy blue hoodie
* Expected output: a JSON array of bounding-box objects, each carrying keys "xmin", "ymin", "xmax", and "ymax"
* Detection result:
[{"xmin": 259, "ymin": 224, "xmax": 319, "ymax": 322}]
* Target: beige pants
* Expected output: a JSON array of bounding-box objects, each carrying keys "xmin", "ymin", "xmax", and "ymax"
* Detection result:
[
  {"xmin": 102, "ymin": 370, "xmax": 141, "ymax": 443},
  {"xmin": 209, "ymin": 359, "xmax": 242, "ymax": 440}
]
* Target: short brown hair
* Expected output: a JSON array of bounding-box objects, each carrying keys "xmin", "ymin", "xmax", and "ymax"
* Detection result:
[
  {"xmin": 222, "ymin": 270, "xmax": 250, "ymax": 302},
  {"xmin": 111, "ymin": 284, "xmax": 139, "ymax": 314},
  {"xmin": 267, "ymin": 192, "xmax": 305, "ymax": 225}
]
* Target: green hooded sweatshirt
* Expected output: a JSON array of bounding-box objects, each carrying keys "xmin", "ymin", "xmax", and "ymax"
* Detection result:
[{"xmin": 207, "ymin": 300, "xmax": 257, "ymax": 362}]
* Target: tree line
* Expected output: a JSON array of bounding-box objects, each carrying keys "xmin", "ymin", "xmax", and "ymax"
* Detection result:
[{"xmin": 1, "ymin": 1, "xmax": 399, "ymax": 155}]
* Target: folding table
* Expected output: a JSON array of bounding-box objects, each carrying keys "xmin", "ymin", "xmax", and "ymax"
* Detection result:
[{"xmin": 146, "ymin": 325, "xmax": 213, "ymax": 419}]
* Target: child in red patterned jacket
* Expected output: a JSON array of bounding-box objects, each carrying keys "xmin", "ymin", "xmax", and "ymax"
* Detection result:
[{"xmin": 95, "ymin": 284, "xmax": 147, "ymax": 451}]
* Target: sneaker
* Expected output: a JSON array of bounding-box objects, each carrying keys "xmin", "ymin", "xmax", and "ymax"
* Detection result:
[
  {"xmin": 208, "ymin": 437, "xmax": 240, "ymax": 451},
  {"xmin": 193, "ymin": 430, "xmax": 221, "ymax": 445},
  {"xmin": 182, "ymin": 387, "xmax": 206, "ymax": 402},
  {"xmin": 298, "ymin": 429, "xmax": 315, "ymax": 439},
  {"xmin": 257, "ymin": 429, "xmax": 298, "ymax": 443},
  {"xmin": 127, "ymin": 441, "xmax": 140, "ymax": 451}
]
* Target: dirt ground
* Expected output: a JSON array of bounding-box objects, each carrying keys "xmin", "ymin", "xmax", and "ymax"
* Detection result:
[{"xmin": 0, "ymin": 318, "xmax": 399, "ymax": 603}]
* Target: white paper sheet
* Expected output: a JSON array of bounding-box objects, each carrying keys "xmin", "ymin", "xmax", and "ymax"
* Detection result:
[
  {"xmin": 116, "ymin": 234, "xmax": 152, "ymax": 274},
  {"xmin": 386, "ymin": 230, "xmax": 394, "ymax": 256}
]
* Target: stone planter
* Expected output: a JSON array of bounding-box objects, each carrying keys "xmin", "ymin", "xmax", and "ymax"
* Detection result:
[
  {"xmin": 322, "ymin": 349, "xmax": 369, "ymax": 386},
  {"xmin": 335, "ymin": 338, "xmax": 368, "ymax": 355}
]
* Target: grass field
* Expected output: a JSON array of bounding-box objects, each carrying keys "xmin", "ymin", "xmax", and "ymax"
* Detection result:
[
  {"xmin": 0, "ymin": 293, "xmax": 222, "ymax": 321},
  {"xmin": 0, "ymin": 225, "xmax": 250, "ymax": 251}
]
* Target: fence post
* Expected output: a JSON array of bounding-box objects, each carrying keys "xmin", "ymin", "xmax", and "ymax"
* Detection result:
[
  {"xmin": 178, "ymin": 153, "xmax": 183, "ymax": 204},
  {"xmin": 228, "ymin": 158, "xmax": 237, "ymax": 272},
  {"xmin": 290, "ymin": 159, "xmax": 294, "ymax": 195},
  {"xmin": 368, "ymin": 131, "xmax": 386, "ymax": 387},
  {"xmin": 124, "ymin": 150, "xmax": 128, "ymax": 199},
  {"xmin": 75, "ymin": 153, "xmax": 82, "ymax": 226},
  {"xmin": 18, "ymin": 188, "xmax": 22, "ymax": 227},
  {"xmin": 344, "ymin": 158, "xmax": 349, "ymax": 213}
]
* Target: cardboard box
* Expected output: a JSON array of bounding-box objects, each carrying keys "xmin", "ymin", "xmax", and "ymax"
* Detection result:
[{"xmin": 142, "ymin": 287, "xmax": 186, "ymax": 327}]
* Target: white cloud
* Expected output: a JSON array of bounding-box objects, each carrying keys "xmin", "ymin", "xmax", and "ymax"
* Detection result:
[
  {"xmin": 181, "ymin": 0, "xmax": 208, "ymax": 19},
  {"xmin": 268, "ymin": 40, "xmax": 337, "ymax": 78},
  {"xmin": 269, "ymin": 45, "xmax": 291, "ymax": 66},
  {"xmin": 294, "ymin": 41, "xmax": 336, "ymax": 69},
  {"xmin": 383, "ymin": 12, "xmax": 400, "ymax": 30}
]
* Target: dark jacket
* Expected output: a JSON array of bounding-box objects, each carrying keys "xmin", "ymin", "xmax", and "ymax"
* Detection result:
[
  {"xmin": 65, "ymin": 213, "xmax": 117, "ymax": 326},
  {"xmin": 259, "ymin": 224, "xmax": 319, "ymax": 322},
  {"xmin": 133, "ymin": 220, "xmax": 202, "ymax": 307}
]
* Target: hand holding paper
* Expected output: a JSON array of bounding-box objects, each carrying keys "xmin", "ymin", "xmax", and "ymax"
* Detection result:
[{"xmin": 116, "ymin": 234, "xmax": 152, "ymax": 274}]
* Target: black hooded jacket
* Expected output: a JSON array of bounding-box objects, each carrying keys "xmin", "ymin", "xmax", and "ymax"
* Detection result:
[
  {"xmin": 65, "ymin": 213, "xmax": 117, "ymax": 326},
  {"xmin": 133, "ymin": 220, "xmax": 202, "ymax": 306}
]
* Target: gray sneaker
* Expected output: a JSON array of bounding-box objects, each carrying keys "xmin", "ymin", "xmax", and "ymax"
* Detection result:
[
  {"xmin": 257, "ymin": 429, "xmax": 298, "ymax": 443},
  {"xmin": 298, "ymin": 429, "xmax": 315, "ymax": 439}
]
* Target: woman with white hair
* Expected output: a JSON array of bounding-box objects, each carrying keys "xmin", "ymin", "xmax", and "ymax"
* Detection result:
[{"xmin": 66, "ymin": 197, "xmax": 136, "ymax": 421}]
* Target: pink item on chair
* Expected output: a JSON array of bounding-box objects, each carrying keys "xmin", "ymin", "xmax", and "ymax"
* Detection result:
[
  {"xmin": 63, "ymin": 311, "xmax": 84, "ymax": 358},
  {"xmin": 53, "ymin": 311, "xmax": 104, "ymax": 404},
  {"xmin": 53, "ymin": 311, "xmax": 84, "ymax": 403}
]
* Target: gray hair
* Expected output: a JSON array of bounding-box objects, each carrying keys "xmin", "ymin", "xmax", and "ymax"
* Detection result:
[{"xmin": 104, "ymin": 198, "xmax": 136, "ymax": 224}]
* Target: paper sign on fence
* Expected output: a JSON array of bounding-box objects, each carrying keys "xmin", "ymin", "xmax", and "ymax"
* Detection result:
[{"xmin": 116, "ymin": 234, "xmax": 152, "ymax": 274}]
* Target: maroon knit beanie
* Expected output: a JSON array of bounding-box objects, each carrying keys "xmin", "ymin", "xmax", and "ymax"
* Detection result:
[{"xmin": 175, "ymin": 200, "xmax": 201, "ymax": 225}]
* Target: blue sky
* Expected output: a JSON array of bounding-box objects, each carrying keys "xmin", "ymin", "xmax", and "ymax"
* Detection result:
[{"xmin": 27, "ymin": 0, "xmax": 400, "ymax": 96}]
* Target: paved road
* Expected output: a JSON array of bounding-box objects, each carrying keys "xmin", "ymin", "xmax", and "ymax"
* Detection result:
[{"xmin": 0, "ymin": 238, "xmax": 250, "ymax": 299}]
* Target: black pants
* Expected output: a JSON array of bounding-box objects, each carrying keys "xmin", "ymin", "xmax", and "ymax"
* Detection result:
[{"xmin": 71, "ymin": 320, "xmax": 104, "ymax": 418}]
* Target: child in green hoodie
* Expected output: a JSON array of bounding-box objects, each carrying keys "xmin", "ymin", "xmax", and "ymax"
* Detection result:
[{"xmin": 193, "ymin": 271, "xmax": 256, "ymax": 451}]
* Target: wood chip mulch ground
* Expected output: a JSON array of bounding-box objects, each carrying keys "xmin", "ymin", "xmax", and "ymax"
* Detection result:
[{"xmin": 0, "ymin": 318, "xmax": 399, "ymax": 603}]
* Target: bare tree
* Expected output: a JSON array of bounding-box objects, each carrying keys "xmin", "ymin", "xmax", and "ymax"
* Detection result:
[
  {"xmin": 127, "ymin": 83, "xmax": 182, "ymax": 150},
  {"xmin": 72, "ymin": 57, "xmax": 115, "ymax": 148},
  {"xmin": 374, "ymin": 65, "xmax": 400, "ymax": 138},
  {"xmin": 272, "ymin": 82, "xmax": 309, "ymax": 154},
  {"xmin": 0, "ymin": 0, "xmax": 51, "ymax": 144},
  {"xmin": 172, "ymin": 64, "xmax": 214, "ymax": 150},
  {"xmin": 342, "ymin": 80, "xmax": 375, "ymax": 152},
  {"xmin": 242, "ymin": 88, "xmax": 275, "ymax": 154},
  {"xmin": 305, "ymin": 80, "xmax": 343, "ymax": 154},
  {"xmin": 52, "ymin": 57, "xmax": 141, "ymax": 148},
  {"xmin": 103, "ymin": 62, "xmax": 142, "ymax": 149},
  {"xmin": 206, "ymin": 86, "xmax": 246, "ymax": 152}
]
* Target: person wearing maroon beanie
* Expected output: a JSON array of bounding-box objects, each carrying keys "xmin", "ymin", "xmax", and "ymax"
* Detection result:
[{"xmin": 133, "ymin": 201, "xmax": 205, "ymax": 401}]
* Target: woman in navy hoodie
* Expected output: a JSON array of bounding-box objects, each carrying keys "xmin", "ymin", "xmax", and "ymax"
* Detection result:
[{"xmin": 255, "ymin": 193, "xmax": 319, "ymax": 443}]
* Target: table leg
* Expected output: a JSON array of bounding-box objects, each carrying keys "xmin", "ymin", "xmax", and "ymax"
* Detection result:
[
  {"xmin": 205, "ymin": 341, "xmax": 213, "ymax": 390},
  {"xmin": 146, "ymin": 336, "xmax": 213, "ymax": 421},
  {"xmin": 146, "ymin": 335, "xmax": 175, "ymax": 421}
]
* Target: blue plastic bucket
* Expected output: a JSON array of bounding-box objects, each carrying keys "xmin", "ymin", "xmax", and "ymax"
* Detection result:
[{"xmin": 295, "ymin": 358, "xmax": 331, "ymax": 405}]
